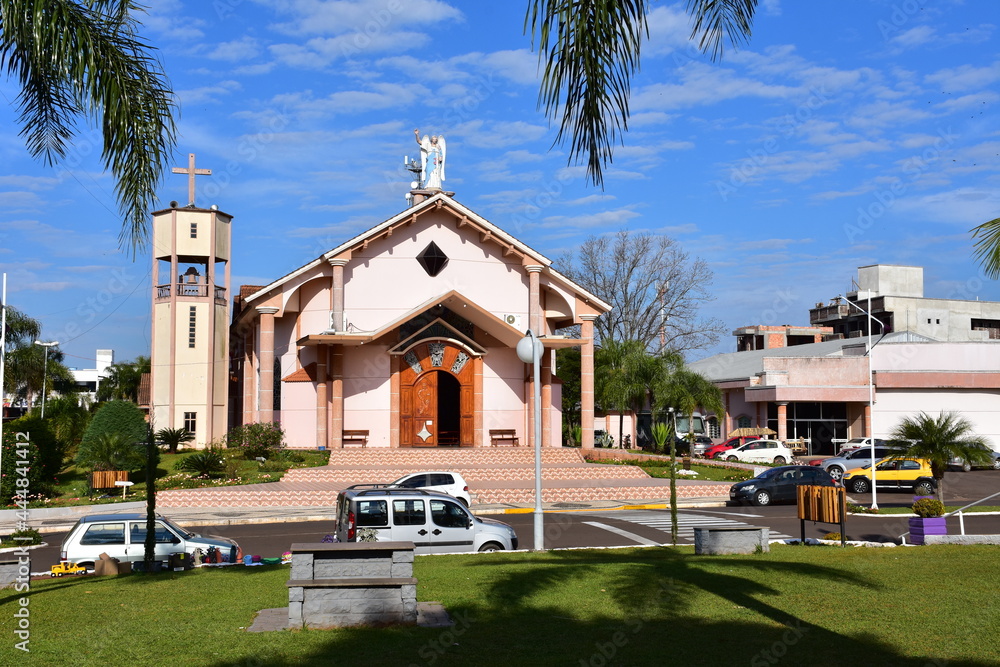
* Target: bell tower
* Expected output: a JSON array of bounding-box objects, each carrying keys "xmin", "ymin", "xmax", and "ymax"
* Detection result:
[{"xmin": 150, "ymin": 154, "xmax": 232, "ymax": 446}]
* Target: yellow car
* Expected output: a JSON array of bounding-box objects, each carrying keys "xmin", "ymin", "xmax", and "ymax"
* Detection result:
[
  {"xmin": 50, "ymin": 561, "xmax": 88, "ymax": 577},
  {"xmin": 842, "ymin": 457, "xmax": 936, "ymax": 496}
]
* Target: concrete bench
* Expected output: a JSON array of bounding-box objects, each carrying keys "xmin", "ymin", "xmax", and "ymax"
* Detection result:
[
  {"xmin": 287, "ymin": 542, "xmax": 417, "ymax": 628},
  {"xmin": 693, "ymin": 525, "xmax": 770, "ymax": 555},
  {"xmin": 342, "ymin": 430, "xmax": 369, "ymax": 448},
  {"xmin": 490, "ymin": 429, "xmax": 519, "ymax": 447}
]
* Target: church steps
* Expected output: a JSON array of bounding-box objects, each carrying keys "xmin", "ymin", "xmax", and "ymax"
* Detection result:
[
  {"xmin": 157, "ymin": 478, "xmax": 729, "ymax": 508},
  {"xmin": 309, "ymin": 448, "xmax": 588, "ymax": 468},
  {"xmin": 282, "ymin": 465, "xmax": 651, "ymax": 484}
]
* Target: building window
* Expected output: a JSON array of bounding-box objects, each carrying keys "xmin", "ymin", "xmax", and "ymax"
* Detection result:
[
  {"xmin": 707, "ymin": 416, "xmax": 720, "ymax": 439},
  {"xmin": 736, "ymin": 415, "xmax": 751, "ymax": 429},
  {"xmin": 972, "ymin": 318, "xmax": 1000, "ymax": 339},
  {"xmin": 188, "ymin": 306, "xmax": 197, "ymax": 348},
  {"xmin": 183, "ymin": 412, "xmax": 196, "ymax": 433},
  {"xmin": 190, "ymin": 222, "xmax": 198, "ymax": 238}
]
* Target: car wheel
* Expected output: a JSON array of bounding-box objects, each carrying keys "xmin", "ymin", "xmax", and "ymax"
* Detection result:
[
  {"xmin": 827, "ymin": 466, "xmax": 844, "ymax": 482},
  {"xmin": 49, "ymin": 572, "xmax": 56, "ymax": 578},
  {"xmin": 851, "ymin": 478, "xmax": 870, "ymax": 494},
  {"xmin": 914, "ymin": 481, "xmax": 934, "ymax": 496},
  {"xmin": 992, "ymin": 458, "xmax": 1000, "ymax": 470},
  {"xmin": 773, "ymin": 456, "xmax": 787, "ymax": 465},
  {"xmin": 478, "ymin": 542, "xmax": 503, "ymax": 553},
  {"xmin": 753, "ymin": 490, "xmax": 771, "ymax": 506},
  {"xmin": 727, "ymin": 455, "xmax": 738, "ymax": 462},
  {"xmin": 960, "ymin": 461, "xmax": 972, "ymax": 473},
  {"xmin": 79, "ymin": 562, "xmax": 95, "ymax": 571}
]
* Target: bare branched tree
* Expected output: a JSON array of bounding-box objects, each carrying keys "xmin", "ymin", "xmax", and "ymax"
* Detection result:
[{"xmin": 558, "ymin": 229, "xmax": 724, "ymax": 353}]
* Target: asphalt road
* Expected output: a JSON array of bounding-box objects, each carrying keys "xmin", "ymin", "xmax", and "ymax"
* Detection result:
[{"xmin": 22, "ymin": 470, "xmax": 999, "ymax": 573}]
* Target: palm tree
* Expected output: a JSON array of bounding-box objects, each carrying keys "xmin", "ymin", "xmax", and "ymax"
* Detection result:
[
  {"xmin": 97, "ymin": 356, "xmax": 150, "ymax": 402},
  {"xmin": 971, "ymin": 217, "xmax": 1000, "ymax": 278},
  {"xmin": 155, "ymin": 427, "xmax": 194, "ymax": 455},
  {"xmin": 651, "ymin": 353, "xmax": 723, "ymax": 544},
  {"xmin": 0, "ymin": 0, "xmax": 177, "ymax": 252},
  {"xmin": 526, "ymin": 1, "xmax": 757, "ymax": 186},
  {"xmin": 595, "ymin": 339, "xmax": 658, "ymax": 448},
  {"xmin": 889, "ymin": 411, "xmax": 992, "ymax": 502}
]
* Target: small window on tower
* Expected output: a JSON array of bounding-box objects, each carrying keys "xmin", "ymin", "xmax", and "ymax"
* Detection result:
[
  {"xmin": 190, "ymin": 222, "xmax": 198, "ymax": 238},
  {"xmin": 184, "ymin": 412, "xmax": 197, "ymax": 433},
  {"xmin": 189, "ymin": 306, "xmax": 197, "ymax": 348}
]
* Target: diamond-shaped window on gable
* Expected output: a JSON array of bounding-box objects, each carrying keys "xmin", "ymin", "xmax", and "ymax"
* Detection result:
[{"xmin": 417, "ymin": 241, "xmax": 449, "ymax": 277}]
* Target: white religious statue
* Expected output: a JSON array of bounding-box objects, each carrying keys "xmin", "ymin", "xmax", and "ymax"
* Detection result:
[{"xmin": 414, "ymin": 129, "xmax": 446, "ymax": 189}]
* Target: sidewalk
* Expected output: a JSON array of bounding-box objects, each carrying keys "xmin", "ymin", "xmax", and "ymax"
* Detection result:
[{"xmin": 0, "ymin": 496, "xmax": 729, "ymax": 534}]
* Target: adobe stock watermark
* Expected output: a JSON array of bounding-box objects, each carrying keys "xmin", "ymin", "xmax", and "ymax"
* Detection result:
[
  {"xmin": 714, "ymin": 86, "xmax": 831, "ymax": 202},
  {"xmin": 749, "ymin": 619, "xmax": 810, "ymax": 666},
  {"xmin": 843, "ymin": 126, "xmax": 955, "ymax": 244},
  {"xmin": 408, "ymin": 609, "xmax": 475, "ymax": 665},
  {"xmin": 577, "ymin": 578, "xmax": 680, "ymax": 667},
  {"xmin": 10, "ymin": 431, "xmax": 34, "ymax": 652},
  {"xmin": 876, "ymin": 1, "xmax": 923, "ymax": 41}
]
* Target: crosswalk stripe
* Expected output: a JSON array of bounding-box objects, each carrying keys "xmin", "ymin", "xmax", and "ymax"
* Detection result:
[{"xmin": 585, "ymin": 510, "xmax": 792, "ymax": 542}]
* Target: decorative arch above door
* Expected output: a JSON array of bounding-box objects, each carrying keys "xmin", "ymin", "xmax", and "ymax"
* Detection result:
[{"xmin": 399, "ymin": 341, "xmax": 476, "ymax": 447}]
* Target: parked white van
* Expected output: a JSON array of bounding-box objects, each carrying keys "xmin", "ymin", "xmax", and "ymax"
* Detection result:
[
  {"xmin": 60, "ymin": 513, "xmax": 241, "ymax": 568},
  {"xmin": 335, "ymin": 487, "xmax": 517, "ymax": 553}
]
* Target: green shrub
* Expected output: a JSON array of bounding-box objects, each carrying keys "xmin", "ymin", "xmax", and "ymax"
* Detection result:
[
  {"xmin": 1, "ymin": 430, "xmax": 48, "ymax": 504},
  {"xmin": 6, "ymin": 415, "xmax": 65, "ymax": 483},
  {"xmin": 912, "ymin": 498, "xmax": 946, "ymax": 518},
  {"xmin": 822, "ymin": 532, "xmax": 843, "ymax": 541},
  {"xmin": 76, "ymin": 432, "xmax": 146, "ymax": 472},
  {"xmin": 78, "ymin": 400, "xmax": 147, "ymax": 466},
  {"xmin": 226, "ymin": 422, "xmax": 285, "ymax": 460},
  {"xmin": 176, "ymin": 450, "xmax": 226, "ymax": 478},
  {"xmin": 2, "ymin": 527, "xmax": 43, "ymax": 546}
]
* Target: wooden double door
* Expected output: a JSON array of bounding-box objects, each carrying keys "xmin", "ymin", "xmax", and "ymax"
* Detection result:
[{"xmin": 399, "ymin": 342, "xmax": 475, "ymax": 447}]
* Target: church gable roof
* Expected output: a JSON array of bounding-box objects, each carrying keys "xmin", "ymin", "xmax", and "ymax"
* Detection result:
[{"xmin": 240, "ymin": 192, "xmax": 610, "ymax": 314}]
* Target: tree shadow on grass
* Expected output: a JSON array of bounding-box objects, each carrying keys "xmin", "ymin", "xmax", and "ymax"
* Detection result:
[{"xmin": 202, "ymin": 547, "xmax": 995, "ymax": 667}]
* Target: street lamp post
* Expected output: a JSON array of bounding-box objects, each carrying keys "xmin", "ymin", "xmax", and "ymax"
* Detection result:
[
  {"xmin": 34, "ymin": 341, "xmax": 59, "ymax": 419},
  {"xmin": 834, "ymin": 294, "xmax": 878, "ymax": 510},
  {"xmin": 516, "ymin": 329, "xmax": 545, "ymax": 551}
]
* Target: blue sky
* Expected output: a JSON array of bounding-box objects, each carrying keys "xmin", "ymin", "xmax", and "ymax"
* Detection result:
[{"xmin": 1, "ymin": 0, "xmax": 998, "ymax": 373}]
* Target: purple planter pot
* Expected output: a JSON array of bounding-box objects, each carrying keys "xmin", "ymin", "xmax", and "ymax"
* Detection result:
[{"xmin": 909, "ymin": 516, "xmax": 947, "ymax": 545}]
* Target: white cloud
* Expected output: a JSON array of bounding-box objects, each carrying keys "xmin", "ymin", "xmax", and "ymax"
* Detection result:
[
  {"xmin": 206, "ymin": 37, "xmax": 263, "ymax": 62},
  {"xmin": 925, "ymin": 61, "xmax": 1000, "ymax": 91},
  {"xmin": 265, "ymin": 0, "xmax": 462, "ymax": 37},
  {"xmin": 176, "ymin": 80, "xmax": 242, "ymax": 105}
]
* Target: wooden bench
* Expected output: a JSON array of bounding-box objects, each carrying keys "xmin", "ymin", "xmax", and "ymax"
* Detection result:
[
  {"xmin": 489, "ymin": 429, "xmax": 519, "ymax": 447},
  {"xmin": 342, "ymin": 430, "xmax": 369, "ymax": 448}
]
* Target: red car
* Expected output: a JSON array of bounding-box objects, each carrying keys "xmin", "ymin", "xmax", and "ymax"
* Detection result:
[{"xmin": 706, "ymin": 435, "xmax": 758, "ymax": 459}]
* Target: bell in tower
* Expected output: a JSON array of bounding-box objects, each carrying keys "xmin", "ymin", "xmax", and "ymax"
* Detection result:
[{"xmin": 150, "ymin": 154, "xmax": 232, "ymax": 447}]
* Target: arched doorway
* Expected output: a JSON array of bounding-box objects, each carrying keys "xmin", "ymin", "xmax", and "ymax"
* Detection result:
[{"xmin": 399, "ymin": 341, "xmax": 475, "ymax": 447}]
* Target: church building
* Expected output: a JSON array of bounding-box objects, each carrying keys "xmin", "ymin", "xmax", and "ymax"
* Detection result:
[
  {"xmin": 151, "ymin": 139, "xmax": 610, "ymax": 450},
  {"xmin": 227, "ymin": 189, "xmax": 609, "ymax": 449}
]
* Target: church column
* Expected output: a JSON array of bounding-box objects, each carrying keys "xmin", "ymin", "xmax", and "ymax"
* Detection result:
[
  {"xmin": 526, "ymin": 265, "xmax": 543, "ymax": 334},
  {"xmin": 580, "ymin": 316, "xmax": 597, "ymax": 450},
  {"xmin": 242, "ymin": 327, "xmax": 255, "ymax": 424},
  {"xmin": 777, "ymin": 402, "xmax": 788, "ymax": 441},
  {"xmin": 316, "ymin": 346, "xmax": 328, "ymax": 448},
  {"xmin": 256, "ymin": 306, "xmax": 279, "ymax": 422},
  {"xmin": 328, "ymin": 258, "xmax": 347, "ymax": 331},
  {"xmin": 331, "ymin": 344, "xmax": 344, "ymax": 447},
  {"xmin": 541, "ymin": 350, "xmax": 552, "ymax": 447}
]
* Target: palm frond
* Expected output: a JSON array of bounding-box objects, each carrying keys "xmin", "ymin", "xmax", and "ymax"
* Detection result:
[
  {"xmin": 686, "ymin": 0, "xmax": 758, "ymax": 61},
  {"xmin": 526, "ymin": 0, "xmax": 649, "ymax": 187},
  {"xmin": 970, "ymin": 217, "xmax": 1000, "ymax": 279},
  {"xmin": 0, "ymin": 0, "xmax": 177, "ymax": 253}
]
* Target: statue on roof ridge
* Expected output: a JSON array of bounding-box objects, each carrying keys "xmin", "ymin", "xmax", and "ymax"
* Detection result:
[{"xmin": 414, "ymin": 129, "xmax": 446, "ymax": 190}]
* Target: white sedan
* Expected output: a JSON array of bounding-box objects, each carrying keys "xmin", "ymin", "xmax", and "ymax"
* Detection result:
[{"xmin": 724, "ymin": 439, "xmax": 795, "ymax": 465}]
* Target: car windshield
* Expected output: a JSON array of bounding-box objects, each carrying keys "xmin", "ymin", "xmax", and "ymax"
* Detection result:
[{"xmin": 160, "ymin": 517, "xmax": 194, "ymax": 538}]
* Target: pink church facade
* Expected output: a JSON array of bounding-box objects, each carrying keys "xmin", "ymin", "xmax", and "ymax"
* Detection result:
[{"xmin": 230, "ymin": 192, "xmax": 610, "ymax": 449}]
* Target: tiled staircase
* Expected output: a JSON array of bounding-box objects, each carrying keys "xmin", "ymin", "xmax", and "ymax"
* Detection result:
[{"xmin": 157, "ymin": 447, "xmax": 730, "ymax": 508}]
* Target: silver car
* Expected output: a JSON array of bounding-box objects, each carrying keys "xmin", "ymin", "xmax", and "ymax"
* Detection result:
[{"xmin": 815, "ymin": 446, "xmax": 901, "ymax": 482}]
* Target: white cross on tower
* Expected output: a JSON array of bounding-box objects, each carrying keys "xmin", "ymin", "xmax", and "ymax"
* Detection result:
[{"xmin": 171, "ymin": 153, "xmax": 212, "ymax": 206}]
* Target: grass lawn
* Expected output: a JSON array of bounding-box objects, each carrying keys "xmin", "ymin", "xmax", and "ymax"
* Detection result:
[
  {"xmin": 9, "ymin": 450, "xmax": 331, "ymax": 510},
  {"xmin": 3, "ymin": 545, "xmax": 997, "ymax": 666},
  {"xmin": 590, "ymin": 457, "xmax": 752, "ymax": 483}
]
